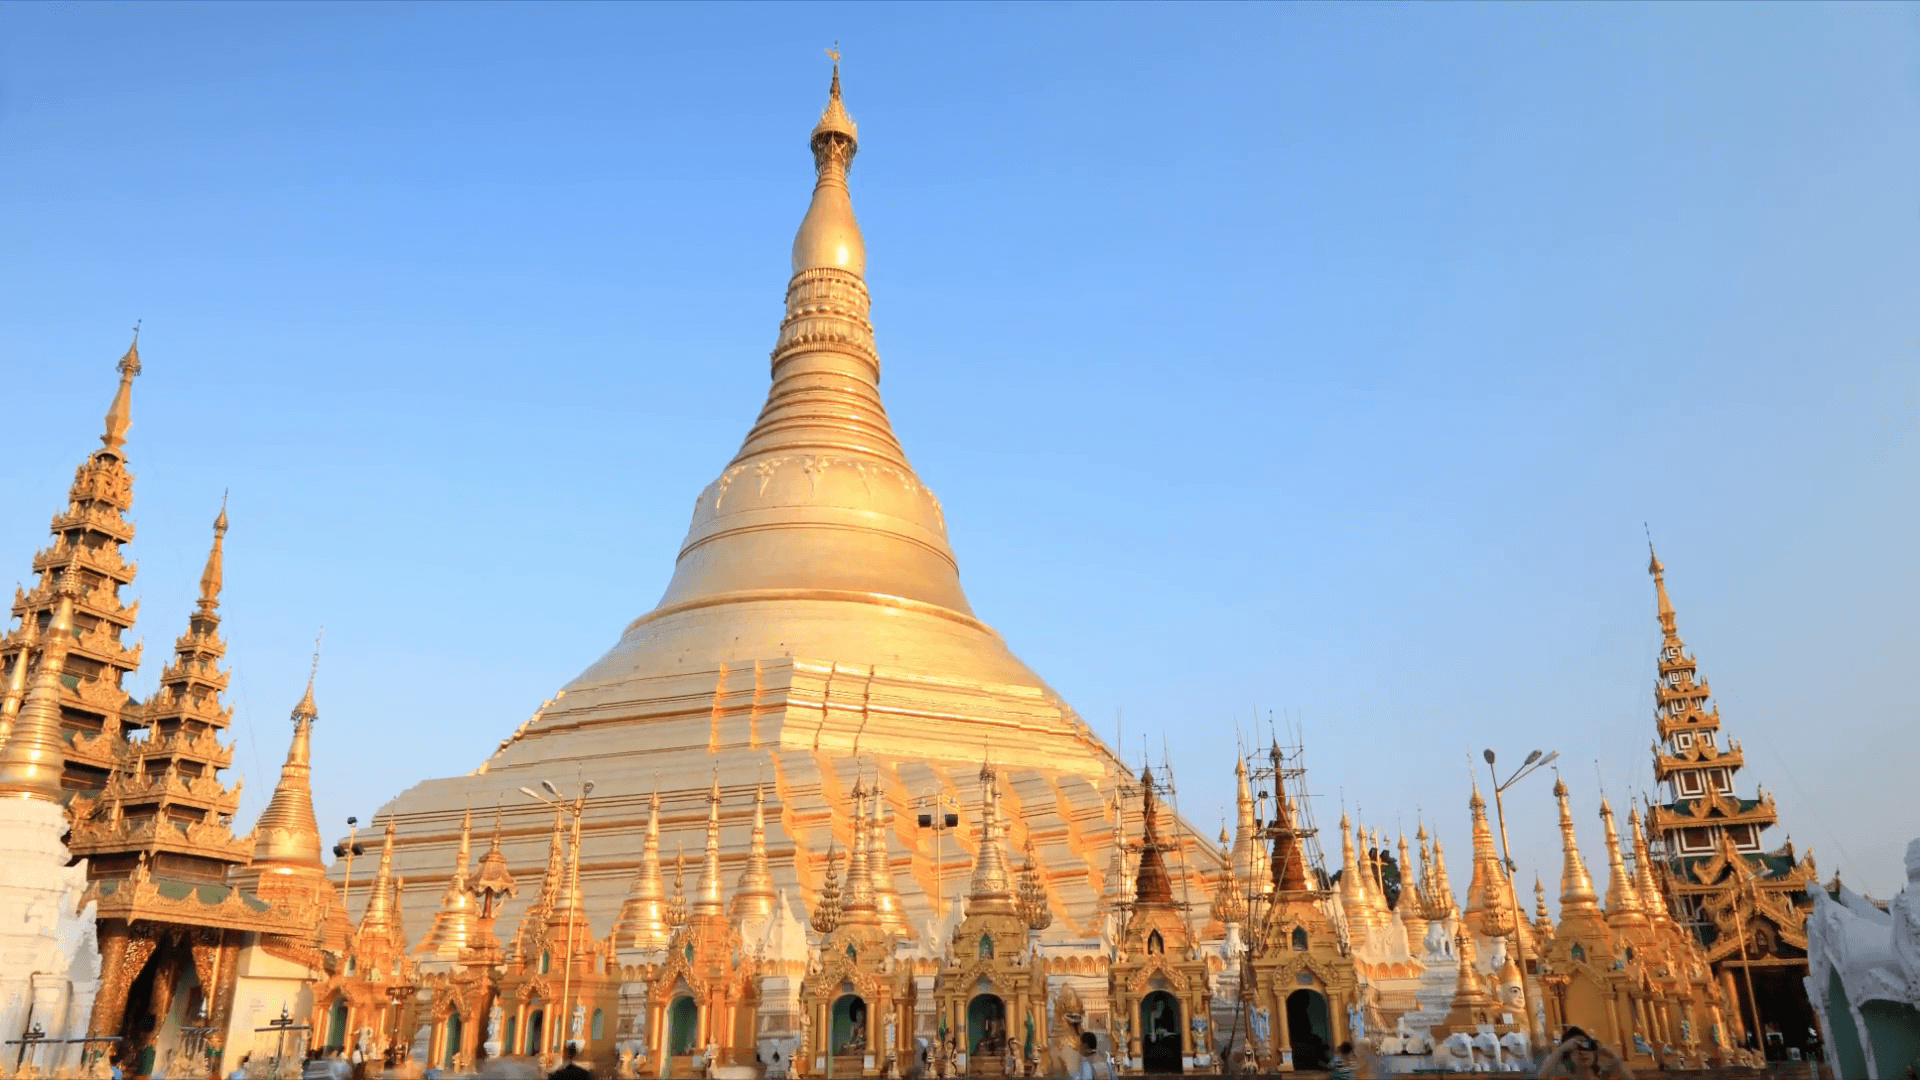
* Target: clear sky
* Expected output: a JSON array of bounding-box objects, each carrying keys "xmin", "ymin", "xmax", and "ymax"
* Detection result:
[{"xmin": 2, "ymin": 3, "xmax": 1916, "ymax": 902}]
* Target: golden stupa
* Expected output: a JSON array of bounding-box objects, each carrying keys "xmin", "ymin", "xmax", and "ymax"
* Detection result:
[{"xmin": 369, "ymin": 64, "xmax": 1219, "ymax": 945}]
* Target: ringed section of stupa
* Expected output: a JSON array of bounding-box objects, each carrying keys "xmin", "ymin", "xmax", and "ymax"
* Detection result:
[{"xmin": 364, "ymin": 67, "xmax": 1226, "ymax": 947}]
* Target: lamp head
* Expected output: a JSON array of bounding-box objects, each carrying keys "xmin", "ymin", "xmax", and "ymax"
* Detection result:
[
  {"xmin": 347, "ymin": 816, "xmax": 357, "ymax": 826},
  {"xmin": 1525, "ymin": 749, "xmax": 1543, "ymax": 765},
  {"xmin": 1483, "ymin": 749, "xmax": 1496, "ymax": 765},
  {"xmin": 582, "ymin": 780, "xmax": 595, "ymax": 796},
  {"xmin": 540, "ymin": 780, "xmax": 559, "ymax": 797}
]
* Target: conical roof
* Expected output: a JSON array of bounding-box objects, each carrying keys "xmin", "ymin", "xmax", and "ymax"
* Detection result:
[{"xmin": 563, "ymin": 62, "xmax": 1069, "ymax": 708}]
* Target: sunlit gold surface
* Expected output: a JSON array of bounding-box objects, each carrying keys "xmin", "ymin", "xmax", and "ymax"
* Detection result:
[{"xmin": 366, "ymin": 62, "xmax": 1216, "ymax": 953}]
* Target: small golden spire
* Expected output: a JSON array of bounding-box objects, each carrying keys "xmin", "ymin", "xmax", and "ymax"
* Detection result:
[
  {"xmin": 358, "ymin": 817, "xmax": 401, "ymax": 936},
  {"xmin": 0, "ymin": 567, "xmax": 81, "ymax": 800},
  {"xmin": 1628, "ymin": 806, "xmax": 1667, "ymax": 924},
  {"xmin": 1554, "ymin": 777, "xmax": 1600, "ymax": 912},
  {"xmin": 101, "ymin": 327, "xmax": 142, "ymax": 453},
  {"xmin": 416, "ymin": 807, "xmax": 479, "ymax": 962},
  {"xmin": 198, "ymin": 496, "xmax": 228, "ymax": 612},
  {"xmin": 250, "ymin": 670, "xmax": 325, "ymax": 871},
  {"xmin": 618, "ymin": 788, "xmax": 671, "ymax": 950},
  {"xmin": 666, "ymin": 842, "xmax": 689, "ymax": 929},
  {"xmin": 969, "ymin": 759, "xmax": 1018, "ymax": 911},
  {"xmin": 730, "ymin": 783, "xmax": 776, "ymax": 921},
  {"xmin": 693, "ymin": 772, "xmax": 725, "ymax": 916},
  {"xmin": 1599, "ymin": 794, "xmax": 1644, "ymax": 920},
  {"xmin": 473, "ymin": 802, "xmax": 517, "ymax": 914},
  {"xmin": 867, "ymin": 782, "xmax": 911, "ymax": 936},
  {"xmin": 1649, "ymin": 542, "xmax": 1680, "ymax": 642},
  {"xmin": 0, "ymin": 617, "xmax": 41, "ymax": 750},
  {"xmin": 810, "ymin": 842, "xmax": 841, "ymax": 934}
]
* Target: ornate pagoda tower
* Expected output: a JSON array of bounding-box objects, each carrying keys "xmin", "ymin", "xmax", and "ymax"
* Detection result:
[
  {"xmin": 5, "ymin": 337, "xmax": 145, "ymax": 792},
  {"xmin": 366, "ymin": 60, "xmax": 1222, "ymax": 959},
  {"xmin": 1642, "ymin": 549, "xmax": 1817, "ymax": 1056}
]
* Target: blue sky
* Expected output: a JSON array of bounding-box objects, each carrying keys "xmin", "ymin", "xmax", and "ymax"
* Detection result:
[{"xmin": 2, "ymin": 3, "xmax": 1916, "ymax": 900}]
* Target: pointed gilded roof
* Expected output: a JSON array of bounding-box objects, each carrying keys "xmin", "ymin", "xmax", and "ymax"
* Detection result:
[
  {"xmin": 692, "ymin": 774, "xmax": 725, "ymax": 916},
  {"xmin": 730, "ymin": 783, "xmax": 777, "ymax": 923},
  {"xmin": 473, "ymin": 803, "xmax": 517, "ymax": 905},
  {"xmin": 102, "ymin": 332, "xmax": 141, "ymax": 453},
  {"xmin": 968, "ymin": 762, "xmax": 1017, "ymax": 913},
  {"xmin": 415, "ymin": 808, "xmax": 479, "ymax": 963},
  {"xmin": 1599, "ymin": 795, "xmax": 1645, "ymax": 923},
  {"xmin": 357, "ymin": 817, "xmax": 402, "ymax": 940},
  {"xmin": 627, "ymin": 56, "xmax": 1017, "ymax": 647},
  {"xmin": 251, "ymin": 673, "xmax": 325, "ymax": 871},
  {"xmin": 1554, "ymin": 777, "xmax": 1600, "ymax": 913},
  {"xmin": 1131, "ymin": 767, "xmax": 1176, "ymax": 907},
  {"xmin": 618, "ymin": 789, "xmax": 672, "ymax": 950},
  {"xmin": 867, "ymin": 783, "xmax": 911, "ymax": 937}
]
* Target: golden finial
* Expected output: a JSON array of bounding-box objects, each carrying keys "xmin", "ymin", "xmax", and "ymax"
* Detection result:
[
  {"xmin": 293, "ymin": 629, "xmax": 322, "ymax": 722},
  {"xmin": 197, "ymin": 497, "xmax": 229, "ymax": 612},
  {"xmin": 102, "ymin": 325, "xmax": 142, "ymax": 452}
]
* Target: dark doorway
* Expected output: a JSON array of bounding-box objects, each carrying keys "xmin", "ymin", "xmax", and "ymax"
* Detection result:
[
  {"xmin": 1285, "ymin": 990, "xmax": 1330, "ymax": 1072},
  {"xmin": 966, "ymin": 994, "xmax": 1005, "ymax": 1063},
  {"xmin": 1139, "ymin": 992, "xmax": 1182, "ymax": 1074}
]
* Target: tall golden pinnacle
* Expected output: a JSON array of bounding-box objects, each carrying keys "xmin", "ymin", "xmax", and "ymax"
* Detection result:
[
  {"xmin": 1598, "ymin": 794, "xmax": 1646, "ymax": 923},
  {"xmin": 254, "ymin": 638, "xmax": 324, "ymax": 871},
  {"xmin": 794, "ymin": 50, "xmax": 862, "ymax": 276},
  {"xmin": 617, "ymin": 789, "xmax": 671, "ymax": 950},
  {"xmin": 968, "ymin": 763, "xmax": 1017, "ymax": 913},
  {"xmin": 199, "ymin": 495, "xmax": 228, "ymax": 612},
  {"xmin": 1649, "ymin": 545, "xmax": 1679, "ymax": 642},
  {"xmin": 0, "ymin": 566, "xmax": 82, "ymax": 800},
  {"xmin": 101, "ymin": 329, "xmax": 142, "ymax": 453},
  {"xmin": 693, "ymin": 774, "xmax": 725, "ymax": 916},
  {"xmin": 1553, "ymin": 777, "xmax": 1599, "ymax": 912}
]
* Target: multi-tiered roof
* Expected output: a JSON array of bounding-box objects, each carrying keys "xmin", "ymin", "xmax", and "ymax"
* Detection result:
[{"xmin": 1642, "ymin": 550, "xmax": 1814, "ymax": 957}]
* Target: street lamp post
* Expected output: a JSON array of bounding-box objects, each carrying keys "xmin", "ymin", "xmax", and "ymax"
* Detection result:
[
  {"xmin": 522, "ymin": 780, "xmax": 594, "ymax": 1065},
  {"xmin": 1482, "ymin": 747, "xmax": 1558, "ymax": 1050},
  {"xmin": 333, "ymin": 817, "xmax": 365, "ymax": 930},
  {"xmin": 914, "ymin": 793, "xmax": 962, "ymax": 917}
]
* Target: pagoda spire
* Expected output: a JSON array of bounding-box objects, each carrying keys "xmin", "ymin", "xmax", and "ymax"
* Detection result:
[
  {"xmin": 810, "ymin": 843, "xmax": 841, "ymax": 935},
  {"xmin": 1398, "ymin": 828, "xmax": 1428, "ymax": 950},
  {"xmin": 102, "ymin": 502, "xmax": 248, "ymax": 882},
  {"xmin": 839, "ymin": 778, "xmax": 878, "ymax": 923},
  {"xmin": 415, "ymin": 807, "xmax": 479, "ymax": 965},
  {"xmin": 618, "ymin": 789, "xmax": 672, "ymax": 950},
  {"xmin": 1463, "ymin": 781, "xmax": 1511, "ymax": 935},
  {"xmin": 101, "ymin": 331, "xmax": 141, "ymax": 453},
  {"xmin": 0, "ymin": 617, "xmax": 39, "ymax": 751},
  {"xmin": 1429, "ymin": 832, "xmax": 1460, "ymax": 921},
  {"xmin": 731, "ymin": 784, "xmax": 777, "ymax": 923},
  {"xmin": 1131, "ymin": 767, "xmax": 1177, "ymax": 908},
  {"xmin": 1337, "ymin": 812, "xmax": 1373, "ymax": 930},
  {"xmin": 1599, "ymin": 795, "xmax": 1645, "ymax": 923},
  {"xmin": 0, "ymin": 566, "xmax": 81, "ymax": 799},
  {"xmin": 867, "ymin": 782, "xmax": 910, "ymax": 937},
  {"xmin": 5, "ymin": 339, "xmax": 148, "ymax": 784},
  {"xmin": 199, "ymin": 496, "xmax": 227, "ymax": 611},
  {"xmin": 968, "ymin": 762, "xmax": 1017, "ymax": 914},
  {"xmin": 1554, "ymin": 778, "xmax": 1600, "ymax": 913},
  {"xmin": 358, "ymin": 817, "xmax": 401, "ymax": 939},
  {"xmin": 666, "ymin": 843, "xmax": 689, "ymax": 930},
  {"xmin": 250, "ymin": 666, "xmax": 324, "ymax": 872},
  {"xmin": 467, "ymin": 804, "xmax": 518, "ymax": 962},
  {"xmin": 1628, "ymin": 807, "xmax": 1670, "ymax": 926},
  {"xmin": 1267, "ymin": 762, "xmax": 1310, "ymax": 895},
  {"xmin": 692, "ymin": 773, "xmax": 725, "ymax": 916}
]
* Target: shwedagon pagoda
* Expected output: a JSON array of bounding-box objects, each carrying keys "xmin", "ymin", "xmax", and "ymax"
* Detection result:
[{"xmin": 3, "ymin": 62, "xmax": 1916, "ymax": 1080}]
